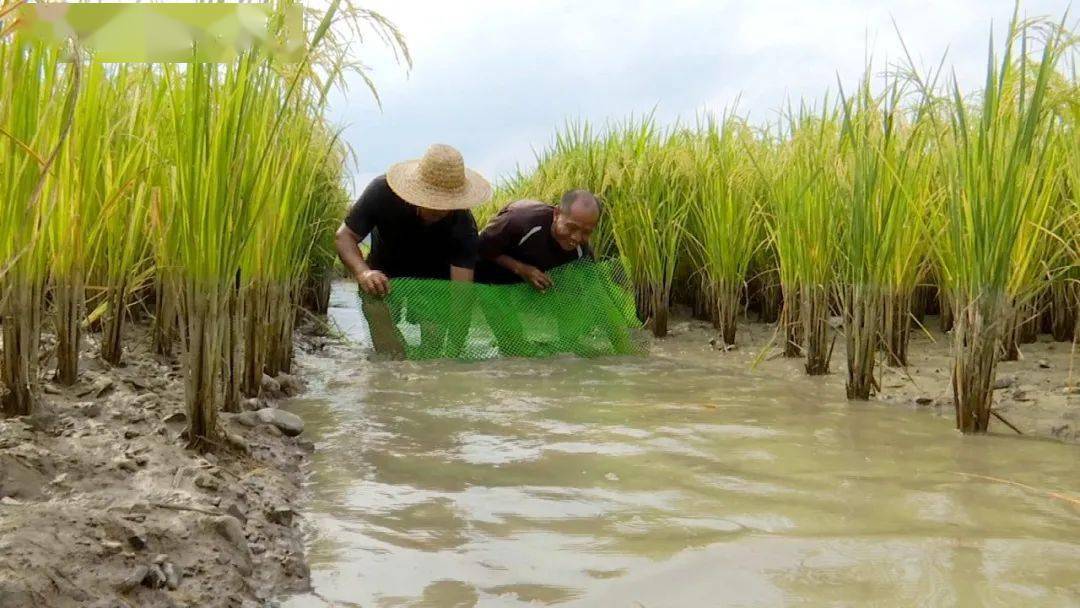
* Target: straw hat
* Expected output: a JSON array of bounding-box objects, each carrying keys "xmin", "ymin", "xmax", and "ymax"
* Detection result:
[{"xmin": 386, "ymin": 144, "xmax": 492, "ymax": 211}]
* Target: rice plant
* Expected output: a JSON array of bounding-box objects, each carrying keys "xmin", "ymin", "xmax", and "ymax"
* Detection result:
[
  {"xmin": 1, "ymin": 34, "xmax": 79, "ymax": 415},
  {"xmin": 605, "ymin": 121, "xmax": 695, "ymax": 337},
  {"xmin": 759, "ymin": 103, "xmax": 843, "ymax": 374},
  {"xmin": 836, "ymin": 70, "xmax": 935, "ymax": 398},
  {"xmin": 920, "ymin": 12, "xmax": 1070, "ymax": 433},
  {"xmin": 47, "ymin": 67, "xmax": 97, "ymax": 385},
  {"xmin": 52, "ymin": 63, "xmax": 159, "ymax": 378},
  {"xmin": 93, "ymin": 66, "xmax": 160, "ymax": 367},
  {"xmin": 240, "ymin": 106, "xmax": 347, "ymax": 400},
  {"xmin": 688, "ymin": 112, "xmax": 763, "ymax": 346},
  {"xmin": 1060, "ymin": 74, "xmax": 1080, "ymax": 344},
  {"xmin": 300, "ymin": 157, "xmax": 352, "ymax": 315},
  {"xmin": 883, "ymin": 101, "xmax": 944, "ymax": 368},
  {"xmin": 157, "ymin": 57, "xmax": 266, "ymax": 443},
  {"xmin": 993, "ymin": 61, "xmax": 1075, "ymax": 362},
  {"xmin": 160, "ymin": 0, "xmax": 357, "ymax": 444}
]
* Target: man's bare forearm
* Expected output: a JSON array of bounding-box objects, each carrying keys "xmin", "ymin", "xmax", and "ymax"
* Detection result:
[
  {"xmin": 335, "ymin": 225, "xmax": 370, "ymax": 279},
  {"xmin": 449, "ymin": 266, "xmax": 474, "ymax": 283},
  {"xmin": 493, "ymin": 254, "xmax": 524, "ymax": 277}
]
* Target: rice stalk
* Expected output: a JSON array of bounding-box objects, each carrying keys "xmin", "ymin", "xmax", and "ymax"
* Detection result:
[
  {"xmin": 0, "ymin": 36, "xmax": 79, "ymax": 415},
  {"xmin": 759, "ymin": 103, "xmax": 842, "ymax": 374},
  {"xmin": 241, "ymin": 111, "xmax": 346, "ymax": 397},
  {"xmin": 688, "ymin": 112, "xmax": 763, "ymax": 346},
  {"xmin": 606, "ymin": 121, "xmax": 695, "ymax": 337},
  {"xmin": 921, "ymin": 12, "xmax": 1069, "ymax": 433},
  {"xmin": 94, "ymin": 66, "xmax": 160, "ymax": 366},
  {"xmin": 160, "ymin": 54, "xmax": 290, "ymax": 445},
  {"xmin": 1050, "ymin": 69, "xmax": 1080, "ymax": 343},
  {"xmin": 837, "ymin": 67, "xmax": 937, "ymax": 396},
  {"xmin": 49, "ymin": 60, "xmax": 112, "ymax": 383},
  {"xmin": 159, "ymin": 0, "xmax": 347, "ymax": 443}
]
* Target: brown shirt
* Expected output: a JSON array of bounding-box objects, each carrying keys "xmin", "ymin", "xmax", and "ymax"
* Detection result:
[{"xmin": 475, "ymin": 200, "xmax": 592, "ymax": 284}]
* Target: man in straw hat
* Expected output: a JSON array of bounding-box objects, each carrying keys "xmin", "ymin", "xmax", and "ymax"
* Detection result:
[{"xmin": 335, "ymin": 144, "xmax": 492, "ymax": 357}]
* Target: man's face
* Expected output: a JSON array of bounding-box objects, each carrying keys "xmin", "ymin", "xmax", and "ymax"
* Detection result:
[{"xmin": 551, "ymin": 201, "xmax": 599, "ymax": 251}]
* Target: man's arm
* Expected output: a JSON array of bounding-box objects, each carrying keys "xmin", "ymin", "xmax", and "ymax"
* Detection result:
[
  {"xmin": 480, "ymin": 210, "xmax": 551, "ymax": 291},
  {"xmin": 492, "ymin": 255, "xmax": 551, "ymax": 291},
  {"xmin": 337, "ymin": 180, "xmax": 393, "ymax": 296},
  {"xmin": 449, "ymin": 266, "xmax": 474, "ymax": 283},
  {"xmin": 448, "ymin": 212, "xmax": 481, "ymax": 284},
  {"xmin": 334, "ymin": 224, "xmax": 389, "ymax": 296}
]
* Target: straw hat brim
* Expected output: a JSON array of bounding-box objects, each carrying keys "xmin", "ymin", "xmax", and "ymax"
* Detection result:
[{"xmin": 386, "ymin": 160, "xmax": 493, "ymax": 211}]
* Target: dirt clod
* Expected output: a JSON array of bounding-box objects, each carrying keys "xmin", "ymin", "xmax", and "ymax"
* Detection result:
[
  {"xmin": 993, "ymin": 375, "xmax": 1018, "ymax": 390},
  {"xmin": 128, "ymin": 532, "xmax": 148, "ymax": 550},
  {"xmin": 267, "ymin": 505, "xmax": 295, "ymax": 526},
  {"xmin": 162, "ymin": 412, "xmax": 186, "ymax": 425},
  {"xmin": 261, "ymin": 374, "xmax": 282, "ymax": 397},
  {"xmin": 255, "ymin": 408, "xmax": 304, "ymax": 437},
  {"xmin": 212, "ymin": 515, "xmax": 249, "ymax": 553},
  {"xmin": 144, "ymin": 563, "xmax": 168, "ymax": 589},
  {"xmin": 162, "ymin": 561, "xmax": 181, "ymax": 590},
  {"xmin": 118, "ymin": 565, "xmax": 150, "ymax": 593}
]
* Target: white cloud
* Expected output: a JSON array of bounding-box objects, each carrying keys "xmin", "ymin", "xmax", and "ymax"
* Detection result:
[{"xmin": 328, "ymin": 0, "xmax": 1074, "ymax": 191}]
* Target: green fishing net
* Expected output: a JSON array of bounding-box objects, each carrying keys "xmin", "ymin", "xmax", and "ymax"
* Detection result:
[{"xmin": 357, "ymin": 260, "xmax": 648, "ymax": 361}]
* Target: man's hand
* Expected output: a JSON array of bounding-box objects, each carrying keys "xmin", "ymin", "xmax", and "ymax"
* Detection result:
[
  {"xmin": 515, "ymin": 263, "xmax": 552, "ymax": 291},
  {"xmin": 335, "ymin": 223, "xmax": 390, "ymax": 296},
  {"xmin": 357, "ymin": 269, "xmax": 390, "ymax": 296}
]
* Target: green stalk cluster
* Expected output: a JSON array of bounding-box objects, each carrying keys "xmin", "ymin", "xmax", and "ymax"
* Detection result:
[
  {"xmin": 927, "ymin": 12, "xmax": 1070, "ymax": 432},
  {"xmin": 762, "ymin": 104, "xmax": 843, "ymax": 374},
  {"xmin": 1, "ymin": 35, "xmax": 77, "ymax": 416},
  {"xmin": 836, "ymin": 71, "xmax": 934, "ymax": 398},
  {"xmin": 689, "ymin": 113, "xmax": 763, "ymax": 346},
  {"xmin": 0, "ymin": 0, "xmax": 394, "ymax": 450}
]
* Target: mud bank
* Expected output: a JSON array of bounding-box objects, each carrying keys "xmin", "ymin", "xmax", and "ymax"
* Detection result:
[
  {"xmin": 687, "ymin": 314, "xmax": 1080, "ymax": 444},
  {"xmin": 0, "ymin": 324, "xmax": 327, "ymax": 608}
]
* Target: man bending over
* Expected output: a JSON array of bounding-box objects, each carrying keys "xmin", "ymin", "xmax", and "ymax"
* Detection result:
[
  {"xmin": 335, "ymin": 144, "xmax": 491, "ymax": 358},
  {"xmin": 475, "ymin": 191, "xmax": 633, "ymax": 356},
  {"xmin": 475, "ymin": 190, "xmax": 600, "ymax": 289}
]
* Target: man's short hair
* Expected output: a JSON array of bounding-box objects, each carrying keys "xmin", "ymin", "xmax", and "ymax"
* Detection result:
[{"xmin": 559, "ymin": 189, "xmax": 601, "ymax": 215}]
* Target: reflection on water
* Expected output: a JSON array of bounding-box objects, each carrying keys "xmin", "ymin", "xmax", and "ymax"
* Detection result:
[{"xmin": 283, "ymin": 283, "xmax": 1080, "ymax": 607}]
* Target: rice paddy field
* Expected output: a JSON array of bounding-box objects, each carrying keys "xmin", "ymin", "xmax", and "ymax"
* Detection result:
[
  {"xmin": 1, "ymin": 1, "xmax": 1079, "ymax": 606},
  {"xmin": 0, "ymin": 0, "xmax": 364, "ymax": 439},
  {"xmin": 477, "ymin": 11, "xmax": 1080, "ymax": 432}
]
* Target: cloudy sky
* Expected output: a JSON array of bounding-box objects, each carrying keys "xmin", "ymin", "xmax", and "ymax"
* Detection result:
[{"xmin": 327, "ymin": 0, "xmax": 1072, "ymax": 192}]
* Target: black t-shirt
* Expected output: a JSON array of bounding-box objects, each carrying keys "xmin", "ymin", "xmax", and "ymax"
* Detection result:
[
  {"xmin": 344, "ymin": 175, "xmax": 479, "ymax": 280},
  {"xmin": 475, "ymin": 200, "xmax": 593, "ymax": 284}
]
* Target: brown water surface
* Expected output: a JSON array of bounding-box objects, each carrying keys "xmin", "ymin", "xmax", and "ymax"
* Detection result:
[{"xmin": 282, "ymin": 283, "xmax": 1080, "ymax": 607}]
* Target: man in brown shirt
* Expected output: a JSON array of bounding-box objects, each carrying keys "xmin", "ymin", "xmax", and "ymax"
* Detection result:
[
  {"xmin": 473, "ymin": 190, "xmax": 629, "ymax": 357},
  {"xmin": 475, "ymin": 190, "xmax": 600, "ymax": 290}
]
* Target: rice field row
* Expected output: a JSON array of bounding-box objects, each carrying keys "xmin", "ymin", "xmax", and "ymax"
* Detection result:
[
  {"xmin": 0, "ymin": 0, "xmax": 396, "ymax": 449},
  {"xmin": 481, "ymin": 11, "xmax": 1080, "ymax": 433}
]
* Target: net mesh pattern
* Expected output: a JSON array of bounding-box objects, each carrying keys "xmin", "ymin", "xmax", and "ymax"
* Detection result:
[{"xmin": 358, "ymin": 260, "xmax": 648, "ymax": 361}]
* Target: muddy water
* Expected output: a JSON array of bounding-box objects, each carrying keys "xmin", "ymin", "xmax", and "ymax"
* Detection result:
[{"xmin": 283, "ymin": 284, "xmax": 1080, "ymax": 607}]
